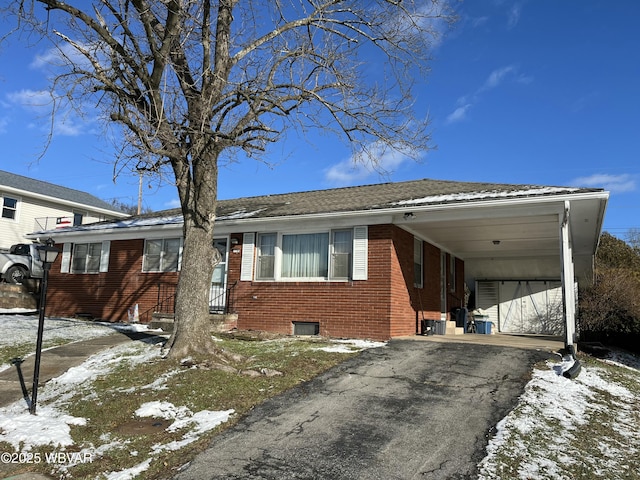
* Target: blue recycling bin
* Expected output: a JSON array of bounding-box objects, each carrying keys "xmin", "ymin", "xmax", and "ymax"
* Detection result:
[{"xmin": 475, "ymin": 317, "xmax": 491, "ymax": 334}]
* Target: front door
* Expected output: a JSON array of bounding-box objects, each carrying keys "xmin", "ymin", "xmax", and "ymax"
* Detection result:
[{"xmin": 209, "ymin": 238, "xmax": 228, "ymax": 313}]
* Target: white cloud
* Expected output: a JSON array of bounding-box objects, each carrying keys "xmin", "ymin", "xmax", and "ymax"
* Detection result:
[
  {"xmin": 471, "ymin": 16, "xmax": 489, "ymax": 28},
  {"xmin": 6, "ymin": 89, "xmax": 93, "ymax": 137},
  {"xmin": 389, "ymin": 1, "xmax": 456, "ymax": 51},
  {"xmin": 482, "ymin": 65, "xmax": 516, "ymax": 90},
  {"xmin": 165, "ymin": 198, "xmax": 181, "ymax": 209},
  {"xmin": 324, "ymin": 142, "xmax": 419, "ymax": 186},
  {"xmin": 6, "ymin": 89, "xmax": 54, "ymax": 109},
  {"xmin": 30, "ymin": 42, "xmax": 94, "ymax": 71},
  {"xmin": 444, "ymin": 64, "xmax": 531, "ymax": 126},
  {"xmin": 572, "ymin": 173, "xmax": 636, "ymax": 193},
  {"xmin": 445, "ymin": 104, "xmax": 472, "ymax": 124},
  {"xmin": 507, "ymin": 3, "xmax": 524, "ymax": 29}
]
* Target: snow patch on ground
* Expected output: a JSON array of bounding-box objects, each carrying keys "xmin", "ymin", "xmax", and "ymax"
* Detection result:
[
  {"xmin": 478, "ymin": 354, "xmax": 640, "ymax": 480},
  {"xmin": 0, "ymin": 405, "xmax": 86, "ymax": 451},
  {"xmin": 313, "ymin": 338, "xmax": 388, "ymax": 353}
]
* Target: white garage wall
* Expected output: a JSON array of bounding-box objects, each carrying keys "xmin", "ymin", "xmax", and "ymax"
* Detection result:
[{"xmin": 476, "ymin": 280, "xmax": 565, "ymax": 335}]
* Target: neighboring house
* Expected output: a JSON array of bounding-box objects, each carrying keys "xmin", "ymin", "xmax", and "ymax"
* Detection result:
[
  {"xmin": 0, "ymin": 170, "xmax": 129, "ymax": 250},
  {"xmin": 29, "ymin": 178, "xmax": 608, "ymax": 344}
]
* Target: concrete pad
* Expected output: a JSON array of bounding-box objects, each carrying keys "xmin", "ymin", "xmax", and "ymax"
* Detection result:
[{"xmin": 399, "ymin": 332, "xmax": 564, "ymax": 353}]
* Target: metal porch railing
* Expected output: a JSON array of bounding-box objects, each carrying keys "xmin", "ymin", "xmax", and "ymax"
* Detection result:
[{"xmin": 139, "ymin": 281, "xmax": 238, "ymax": 323}]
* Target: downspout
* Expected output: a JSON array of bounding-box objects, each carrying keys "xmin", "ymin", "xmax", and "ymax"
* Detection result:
[{"xmin": 560, "ymin": 201, "xmax": 581, "ymax": 379}]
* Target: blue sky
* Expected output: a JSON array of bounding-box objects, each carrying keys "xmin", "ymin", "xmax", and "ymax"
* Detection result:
[{"xmin": 0, "ymin": 1, "xmax": 638, "ymax": 239}]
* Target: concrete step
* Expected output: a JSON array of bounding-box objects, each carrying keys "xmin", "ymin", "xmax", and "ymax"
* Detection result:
[
  {"xmin": 150, "ymin": 312, "xmax": 238, "ymax": 333},
  {"xmin": 445, "ymin": 321, "xmax": 465, "ymax": 336}
]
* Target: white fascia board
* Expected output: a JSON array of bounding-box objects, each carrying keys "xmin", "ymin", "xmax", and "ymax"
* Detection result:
[
  {"xmin": 2, "ymin": 185, "xmax": 129, "ymax": 218},
  {"xmin": 393, "ymin": 191, "xmax": 609, "ymax": 224},
  {"xmin": 215, "ymin": 212, "xmax": 394, "ymax": 234},
  {"xmin": 27, "ymin": 221, "xmax": 183, "ymax": 244}
]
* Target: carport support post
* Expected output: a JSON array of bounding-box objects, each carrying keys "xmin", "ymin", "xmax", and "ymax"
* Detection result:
[{"xmin": 560, "ymin": 201, "xmax": 577, "ymax": 349}]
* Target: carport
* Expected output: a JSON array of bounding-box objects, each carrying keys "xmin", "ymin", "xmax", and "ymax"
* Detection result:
[{"xmin": 394, "ymin": 188, "xmax": 609, "ymax": 349}]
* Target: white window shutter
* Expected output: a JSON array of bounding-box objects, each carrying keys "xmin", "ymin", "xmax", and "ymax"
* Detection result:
[
  {"xmin": 240, "ymin": 233, "xmax": 255, "ymax": 281},
  {"xmin": 352, "ymin": 226, "xmax": 368, "ymax": 280},
  {"xmin": 99, "ymin": 240, "xmax": 111, "ymax": 273},
  {"xmin": 60, "ymin": 243, "xmax": 72, "ymax": 273}
]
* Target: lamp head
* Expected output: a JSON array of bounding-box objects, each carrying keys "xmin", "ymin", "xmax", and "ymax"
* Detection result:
[{"xmin": 36, "ymin": 237, "xmax": 60, "ymax": 265}]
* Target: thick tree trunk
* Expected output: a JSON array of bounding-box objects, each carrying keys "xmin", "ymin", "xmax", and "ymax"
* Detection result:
[
  {"xmin": 165, "ymin": 155, "xmax": 222, "ymax": 360},
  {"xmin": 166, "ymin": 222, "xmax": 220, "ymax": 360}
]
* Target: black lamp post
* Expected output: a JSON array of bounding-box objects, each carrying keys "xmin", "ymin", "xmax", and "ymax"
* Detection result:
[{"xmin": 30, "ymin": 237, "xmax": 60, "ymax": 415}]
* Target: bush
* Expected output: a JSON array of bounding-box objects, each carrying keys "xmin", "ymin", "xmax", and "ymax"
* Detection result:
[{"xmin": 578, "ymin": 233, "xmax": 640, "ymax": 353}]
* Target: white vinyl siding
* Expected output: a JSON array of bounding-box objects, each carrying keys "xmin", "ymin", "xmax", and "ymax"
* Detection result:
[{"xmin": 0, "ymin": 193, "xmax": 123, "ymax": 251}]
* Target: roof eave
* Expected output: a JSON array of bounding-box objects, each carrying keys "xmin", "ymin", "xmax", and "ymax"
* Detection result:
[
  {"xmin": 33, "ymin": 189, "xmax": 609, "ymax": 242},
  {"xmin": 2, "ymin": 185, "xmax": 129, "ymax": 218}
]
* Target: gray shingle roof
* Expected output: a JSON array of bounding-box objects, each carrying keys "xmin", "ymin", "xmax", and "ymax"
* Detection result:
[
  {"xmin": 0, "ymin": 170, "xmax": 125, "ymax": 214},
  {"xmin": 132, "ymin": 178, "xmax": 602, "ymax": 222},
  {"xmin": 32, "ymin": 178, "xmax": 604, "ymax": 235},
  {"xmin": 213, "ymin": 178, "xmax": 600, "ymax": 219}
]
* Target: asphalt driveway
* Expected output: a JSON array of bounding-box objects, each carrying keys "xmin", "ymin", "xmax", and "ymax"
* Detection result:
[{"xmin": 175, "ymin": 339, "xmax": 556, "ymax": 480}]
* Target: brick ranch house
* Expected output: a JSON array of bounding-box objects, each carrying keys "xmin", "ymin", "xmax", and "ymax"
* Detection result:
[{"xmin": 29, "ymin": 178, "xmax": 608, "ymax": 344}]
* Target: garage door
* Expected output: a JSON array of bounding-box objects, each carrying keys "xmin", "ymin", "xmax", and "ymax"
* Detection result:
[{"xmin": 477, "ymin": 281, "xmax": 564, "ymax": 335}]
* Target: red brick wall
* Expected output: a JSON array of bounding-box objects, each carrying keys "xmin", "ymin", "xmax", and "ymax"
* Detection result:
[
  {"xmin": 229, "ymin": 226, "xmax": 394, "ymax": 340},
  {"xmin": 44, "ymin": 226, "xmax": 464, "ymax": 340},
  {"xmin": 386, "ymin": 228, "xmax": 447, "ymax": 336},
  {"xmin": 230, "ymin": 225, "xmax": 453, "ymax": 341},
  {"xmin": 46, "ymin": 239, "xmax": 179, "ymax": 322}
]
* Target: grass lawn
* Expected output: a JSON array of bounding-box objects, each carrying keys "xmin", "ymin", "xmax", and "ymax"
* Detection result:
[{"xmin": 0, "ymin": 332, "xmax": 362, "ymax": 479}]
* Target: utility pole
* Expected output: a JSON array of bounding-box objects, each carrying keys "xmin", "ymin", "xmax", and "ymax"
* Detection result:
[{"xmin": 137, "ymin": 170, "xmax": 143, "ymax": 215}]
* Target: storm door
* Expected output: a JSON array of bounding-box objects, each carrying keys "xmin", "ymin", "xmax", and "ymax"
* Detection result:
[{"xmin": 209, "ymin": 238, "xmax": 229, "ymax": 313}]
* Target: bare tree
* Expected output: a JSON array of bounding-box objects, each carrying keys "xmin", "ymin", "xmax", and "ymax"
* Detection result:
[
  {"xmin": 626, "ymin": 228, "xmax": 640, "ymax": 254},
  {"xmin": 3, "ymin": 1, "xmax": 455, "ymax": 360}
]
